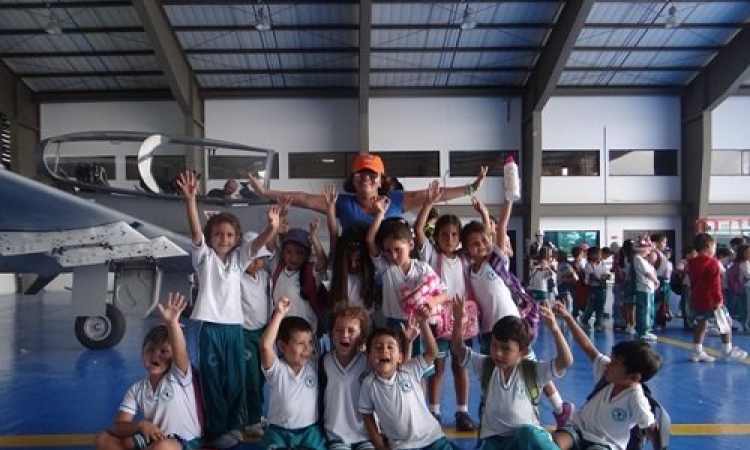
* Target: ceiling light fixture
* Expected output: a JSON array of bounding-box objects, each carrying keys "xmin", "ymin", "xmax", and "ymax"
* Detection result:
[
  {"xmin": 255, "ymin": 6, "xmax": 271, "ymax": 32},
  {"xmin": 45, "ymin": 7, "xmax": 63, "ymax": 35},
  {"xmin": 664, "ymin": 3, "xmax": 679, "ymax": 29},
  {"xmin": 460, "ymin": 6, "xmax": 477, "ymax": 31}
]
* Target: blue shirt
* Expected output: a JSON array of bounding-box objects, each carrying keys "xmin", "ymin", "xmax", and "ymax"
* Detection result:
[{"xmin": 335, "ymin": 190, "xmax": 405, "ymax": 230}]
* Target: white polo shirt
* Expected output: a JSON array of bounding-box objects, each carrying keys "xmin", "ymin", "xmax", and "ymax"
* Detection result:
[
  {"xmin": 240, "ymin": 269, "xmax": 271, "ymax": 331},
  {"xmin": 271, "ymin": 262, "xmax": 320, "ymax": 333},
  {"xmin": 358, "ymin": 356, "xmax": 443, "ymax": 449},
  {"xmin": 460, "ymin": 348, "xmax": 561, "ymax": 438},
  {"xmin": 119, "ymin": 365, "xmax": 201, "ymax": 441},
  {"xmin": 371, "ymin": 257, "xmax": 443, "ymax": 321},
  {"xmin": 469, "ymin": 259, "xmax": 519, "ymax": 333},
  {"xmin": 190, "ymin": 237, "xmax": 251, "ymax": 324},
  {"xmin": 570, "ymin": 354, "xmax": 655, "ymax": 450},
  {"xmin": 263, "ymin": 357, "xmax": 319, "ymax": 429},
  {"xmin": 419, "ymin": 241, "xmax": 468, "ymax": 300},
  {"xmin": 322, "ymin": 352, "xmax": 370, "ymax": 444}
]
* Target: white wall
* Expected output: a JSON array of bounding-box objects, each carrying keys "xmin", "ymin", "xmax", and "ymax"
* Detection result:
[
  {"xmin": 710, "ymin": 96, "xmax": 750, "ymax": 203},
  {"xmin": 542, "ymin": 96, "xmax": 681, "ymax": 204}
]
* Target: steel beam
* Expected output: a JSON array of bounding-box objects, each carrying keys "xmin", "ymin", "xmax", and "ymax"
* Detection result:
[{"xmin": 359, "ymin": 0, "xmax": 372, "ymax": 153}]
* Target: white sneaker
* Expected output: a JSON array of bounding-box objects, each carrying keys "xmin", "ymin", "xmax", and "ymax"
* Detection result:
[
  {"xmin": 640, "ymin": 332, "xmax": 658, "ymax": 341},
  {"xmin": 724, "ymin": 347, "xmax": 748, "ymax": 361},
  {"xmin": 624, "ymin": 325, "xmax": 635, "ymax": 335},
  {"xmin": 691, "ymin": 351, "xmax": 715, "ymax": 363},
  {"xmin": 245, "ymin": 422, "xmax": 264, "ymax": 438},
  {"xmin": 229, "ymin": 430, "xmax": 243, "ymax": 441}
]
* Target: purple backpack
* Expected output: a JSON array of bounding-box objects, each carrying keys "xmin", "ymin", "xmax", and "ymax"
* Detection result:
[{"xmin": 487, "ymin": 251, "xmax": 541, "ymax": 340}]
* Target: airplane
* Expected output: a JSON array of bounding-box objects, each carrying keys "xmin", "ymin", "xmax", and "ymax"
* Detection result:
[{"xmin": 1, "ymin": 132, "xmax": 321, "ymax": 350}]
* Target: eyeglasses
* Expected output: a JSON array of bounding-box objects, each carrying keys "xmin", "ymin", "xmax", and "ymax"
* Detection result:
[{"xmin": 353, "ymin": 171, "xmax": 379, "ymax": 182}]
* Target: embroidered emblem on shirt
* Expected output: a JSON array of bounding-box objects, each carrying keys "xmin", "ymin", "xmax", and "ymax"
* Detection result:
[
  {"xmin": 486, "ymin": 270, "xmax": 498, "ymax": 281},
  {"xmin": 399, "ymin": 379, "xmax": 413, "ymax": 393},
  {"xmin": 611, "ymin": 407, "xmax": 628, "ymax": 422},
  {"xmin": 161, "ymin": 384, "xmax": 175, "ymax": 401},
  {"xmin": 305, "ymin": 375, "xmax": 316, "ymax": 389}
]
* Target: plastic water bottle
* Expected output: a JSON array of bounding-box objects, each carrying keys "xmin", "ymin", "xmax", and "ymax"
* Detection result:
[{"xmin": 503, "ymin": 156, "xmax": 521, "ymax": 202}]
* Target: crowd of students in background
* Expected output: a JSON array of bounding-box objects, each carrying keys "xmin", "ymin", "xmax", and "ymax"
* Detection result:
[{"xmin": 94, "ymin": 155, "xmax": 748, "ymax": 450}]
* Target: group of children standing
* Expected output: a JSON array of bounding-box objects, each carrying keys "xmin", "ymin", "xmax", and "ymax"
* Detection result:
[{"xmin": 94, "ymin": 165, "xmax": 691, "ymax": 450}]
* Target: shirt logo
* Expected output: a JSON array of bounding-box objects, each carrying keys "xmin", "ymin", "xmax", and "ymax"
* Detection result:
[
  {"xmin": 399, "ymin": 379, "xmax": 413, "ymax": 393},
  {"xmin": 486, "ymin": 270, "xmax": 498, "ymax": 281},
  {"xmin": 305, "ymin": 375, "xmax": 316, "ymax": 389},
  {"xmin": 611, "ymin": 407, "xmax": 628, "ymax": 422},
  {"xmin": 161, "ymin": 384, "xmax": 175, "ymax": 402}
]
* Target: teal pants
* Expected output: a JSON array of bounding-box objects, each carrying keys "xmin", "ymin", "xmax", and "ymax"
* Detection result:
[
  {"xmin": 243, "ymin": 327, "xmax": 265, "ymax": 426},
  {"xmin": 263, "ymin": 423, "xmax": 327, "ymax": 450},
  {"xmin": 199, "ymin": 322, "xmax": 246, "ymax": 440},
  {"xmin": 481, "ymin": 425, "xmax": 559, "ymax": 450},
  {"xmin": 635, "ymin": 291, "xmax": 654, "ymax": 338}
]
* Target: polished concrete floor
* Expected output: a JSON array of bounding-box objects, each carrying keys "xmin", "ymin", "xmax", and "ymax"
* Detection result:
[{"xmin": 1, "ymin": 291, "xmax": 749, "ymax": 450}]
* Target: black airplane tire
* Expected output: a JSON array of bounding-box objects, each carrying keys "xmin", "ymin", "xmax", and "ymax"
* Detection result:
[{"xmin": 74, "ymin": 304, "xmax": 126, "ymax": 349}]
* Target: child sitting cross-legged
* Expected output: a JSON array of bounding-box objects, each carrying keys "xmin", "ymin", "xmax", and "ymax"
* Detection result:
[
  {"xmin": 553, "ymin": 302, "xmax": 661, "ymax": 450},
  {"xmin": 260, "ymin": 297, "xmax": 327, "ymax": 450},
  {"xmin": 450, "ymin": 298, "xmax": 573, "ymax": 450},
  {"xmin": 358, "ymin": 305, "xmax": 458, "ymax": 450}
]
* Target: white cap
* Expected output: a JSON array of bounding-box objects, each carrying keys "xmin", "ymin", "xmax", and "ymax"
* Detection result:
[{"xmin": 244, "ymin": 231, "xmax": 274, "ymax": 259}]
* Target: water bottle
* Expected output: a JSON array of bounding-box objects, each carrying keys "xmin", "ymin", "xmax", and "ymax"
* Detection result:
[{"xmin": 503, "ymin": 156, "xmax": 521, "ymax": 202}]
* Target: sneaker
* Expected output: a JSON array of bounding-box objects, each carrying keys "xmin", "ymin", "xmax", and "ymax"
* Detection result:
[
  {"xmin": 455, "ymin": 412, "xmax": 477, "ymax": 432},
  {"xmin": 245, "ymin": 422, "xmax": 264, "ymax": 438},
  {"xmin": 624, "ymin": 325, "xmax": 635, "ymax": 335},
  {"xmin": 206, "ymin": 433, "xmax": 239, "ymax": 449},
  {"xmin": 691, "ymin": 351, "xmax": 716, "ymax": 363},
  {"xmin": 553, "ymin": 402, "xmax": 574, "ymax": 428},
  {"xmin": 724, "ymin": 347, "xmax": 748, "ymax": 361},
  {"xmin": 229, "ymin": 430, "xmax": 243, "ymax": 441},
  {"xmin": 639, "ymin": 332, "xmax": 658, "ymax": 341}
]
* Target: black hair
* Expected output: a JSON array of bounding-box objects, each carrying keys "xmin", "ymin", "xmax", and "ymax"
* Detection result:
[
  {"xmin": 459, "ymin": 220, "xmax": 488, "ymax": 250},
  {"xmin": 611, "ymin": 340, "xmax": 661, "ymax": 382},
  {"xmin": 618, "ymin": 239, "xmax": 634, "ymax": 269},
  {"xmin": 376, "ymin": 217, "xmax": 413, "ymax": 247},
  {"xmin": 716, "ymin": 246, "xmax": 734, "ymax": 260},
  {"xmin": 651, "ymin": 234, "xmax": 666, "ymax": 244},
  {"xmin": 693, "ymin": 232, "xmax": 715, "ymax": 252},
  {"xmin": 730, "ymin": 237, "xmax": 745, "ymax": 248},
  {"xmin": 142, "ymin": 325, "xmax": 169, "ymax": 351},
  {"xmin": 343, "ymin": 173, "xmax": 393, "ymax": 196},
  {"xmin": 491, "ymin": 316, "xmax": 533, "ymax": 350},
  {"xmin": 587, "ymin": 246, "xmax": 601, "ymax": 261},
  {"xmin": 683, "ymin": 246, "xmax": 695, "ymax": 258},
  {"xmin": 571, "ymin": 246, "xmax": 583, "ymax": 258},
  {"xmin": 203, "ymin": 212, "xmax": 243, "ymax": 251},
  {"xmin": 736, "ymin": 244, "xmax": 750, "ymax": 262},
  {"xmin": 329, "ymin": 225, "xmax": 376, "ymax": 309},
  {"xmin": 366, "ymin": 327, "xmax": 407, "ymax": 354},
  {"xmin": 278, "ymin": 316, "xmax": 313, "ymax": 343}
]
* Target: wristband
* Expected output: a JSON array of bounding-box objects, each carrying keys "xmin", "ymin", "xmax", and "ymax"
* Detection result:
[{"xmin": 465, "ymin": 184, "xmax": 476, "ymax": 196}]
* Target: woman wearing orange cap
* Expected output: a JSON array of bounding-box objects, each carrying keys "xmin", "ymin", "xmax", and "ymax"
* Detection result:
[{"xmin": 247, "ymin": 154, "xmax": 487, "ymax": 230}]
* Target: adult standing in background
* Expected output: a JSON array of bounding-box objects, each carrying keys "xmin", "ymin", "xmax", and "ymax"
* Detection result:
[{"xmin": 247, "ymin": 154, "xmax": 487, "ymax": 231}]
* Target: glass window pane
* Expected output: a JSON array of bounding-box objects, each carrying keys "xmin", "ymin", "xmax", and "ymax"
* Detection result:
[
  {"xmin": 609, "ymin": 150, "xmax": 677, "ymax": 176},
  {"xmin": 711, "ymin": 151, "xmax": 742, "ymax": 175},
  {"xmin": 58, "ymin": 156, "xmax": 116, "ymax": 182},
  {"xmin": 126, "ymin": 155, "xmax": 187, "ymax": 181},
  {"xmin": 542, "ymin": 150, "xmax": 599, "ymax": 176},
  {"xmin": 544, "ymin": 230, "xmax": 600, "ymax": 254},
  {"xmin": 289, "ymin": 152, "xmax": 347, "ymax": 179},
  {"xmin": 449, "ymin": 150, "xmax": 519, "ymax": 176},
  {"xmin": 377, "ymin": 151, "xmax": 440, "ymax": 177},
  {"xmin": 208, "ymin": 153, "xmax": 279, "ymax": 180}
]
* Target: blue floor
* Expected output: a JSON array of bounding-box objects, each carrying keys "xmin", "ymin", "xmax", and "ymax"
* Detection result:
[{"xmin": 1, "ymin": 291, "xmax": 749, "ymax": 450}]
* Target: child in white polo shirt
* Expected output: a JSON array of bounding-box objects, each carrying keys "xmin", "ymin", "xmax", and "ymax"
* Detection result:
[
  {"xmin": 260, "ymin": 298, "xmax": 326, "ymax": 450},
  {"xmin": 450, "ymin": 299, "xmax": 572, "ymax": 450},
  {"xmin": 94, "ymin": 293, "xmax": 202, "ymax": 450},
  {"xmin": 358, "ymin": 305, "xmax": 457, "ymax": 450},
  {"xmin": 553, "ymin": 303, "xmax": 661, "ymax": 450}
]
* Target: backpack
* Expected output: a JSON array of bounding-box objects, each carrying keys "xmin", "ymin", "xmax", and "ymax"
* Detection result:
[
  {"xmin": 434, "ymin": 253, "xmax": 480, "ymax": 340},
  {"xmin": 486, "ymin": 251, "xmax": 541, "ymax": 340},
  {"xmin": 477, "ymin": 358, "xmax": 540, "ymax": 446},
  {"xmin": 726, "ymin": 261, "xmax": 744, "ymax": 298},
  {"xmin": 586, "ymin": 377, "xmax": 671, "ymax": 450},
  {"xmin": 668, "ymin": 271, "xmax": 683, "ymax": 296}
]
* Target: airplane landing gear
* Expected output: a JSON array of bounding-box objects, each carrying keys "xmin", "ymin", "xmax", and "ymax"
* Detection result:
[{"xmin": 74, "ymin": 304, "xmax": 126, "ymax": 350}]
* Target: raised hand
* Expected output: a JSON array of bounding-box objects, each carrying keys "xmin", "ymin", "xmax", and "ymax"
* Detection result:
[
  {"xmin": 175, "ymin": 170, "xmax": 198, "ymax": 199},
  {"xmin": 415, "ymin": 304, "xmax": 432, "ymax": 324},
  {"xmin": 267, "ymin": 204, "xmax": 281, "ymax": 229},
  {"xmin": 246, "ymin": 171, "xmax": 265, "ymax": 197},
  {"xmin": 323, "ymin": 185, "xmax": 338, "ymax": 211},
  {"xmin": 401, "ymin": 315, "xmax": 421, "ymax": 344},
  {"xmin": 309, "ymin": 217, "xmax": 320, "ymax": 237},
  {"xmin": 274, "ymin": 297, "xmax": 291, "ymax": 316},
  {"xmin": 157, "ymin": 292, "xmax": 187, "ymax": 324},
  {"xmin": 452, "ymin": 296, "xmax": 466, "ymax": 321},
  {"xmin": 471, "ymin": 196, "xmax": 487, "ymax": 215},
  {"xmin": 539, "ymin": 303, "xmax": 556, "ymax": 329},
  {"xmin": 426, "ymin": 179, "xmax": 443, "ymax": 204},
  {"xmin": 372, "ymin": 195, "xmax": 390, "ymax": 215},
  {"xmin": 551, "ymin": 301, "xmax": 571, "ymax": 319},
  {"xmin": 472, "ymin": 165, "xmax": 489, "ymax": 191}
]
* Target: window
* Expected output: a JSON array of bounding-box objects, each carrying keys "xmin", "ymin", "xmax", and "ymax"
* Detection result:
[
  {"xmin": 377, "ymin": 151, "xmax": 440, "ymax": 178},
  {"xmin": 289, "ymin": 152, "xmax": 347, "ymax": 179},
  {"xmin": 57, "ymin": 156, "xmax": 116, "ymax": 181},
  {"xmin": 449, "ymin": 150, "xmax": 519, "ymax": 177},
  {"xmin": 711, "ymin": 150, "xmax": 750, "ymax": 176},
  {"xmin": 126, "ymin": 155, "xmax": 187, "ymax": 181},
  {"xmin": 609, "ymin": 150, "xmax": 678, "ymax": 176},
  {"xmin": 542, "ymin": 150, "xmax": 599, "ymax": 176},
  {"xmin": 544, "ymin": 230, "xmax": 600, "ymax": 254},
  {"xmin": 0, "ymin": 113, "xmax": 10, "ymax": 170},
  {"xmin": 208, "ymin": 153, "xmax": 279, "ymax": 180}
]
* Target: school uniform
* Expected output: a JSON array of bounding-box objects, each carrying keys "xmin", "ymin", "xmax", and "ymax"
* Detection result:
[
  {"xmin": 633, "ymin": 255, "xmax": 657, "ymax": 338},
  {"xmin": 322, "ymin": 352, "xmax": 373, "ymax": 450},
  {"xmin": 240, "ymin": 269, "xmax": 272, "ymax": 426}
]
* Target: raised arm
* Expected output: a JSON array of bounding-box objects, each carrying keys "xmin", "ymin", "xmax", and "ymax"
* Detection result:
[
  {"xmin": 450, "ymin": 297, "xmax": 469, "ymax": 362},
  {"xmin": 417, "ymin": 305, "xmax": 439, "ymax": 366},
  {"xmin": 175, "ymin": 171, "xmax": 203, "ymax": 245},
  {"xmin": 539, "ymin": 304, "xmax": 573, "ymax": 374},
  {"xmin": 402, "ymin": 166, "xmax": 487, "ymax": 211},
  {"xmin": 365, "ymin": 196, "xmax": 388, "ymax": 258},
  {"xmin": 553, "ymin": 302, "xmax": 600, "ymax": 362},
  {"xmin": 157, "ymin": 292, "xmax": 189, "ymax": 374},
  {"xmin": 414, "ymin": 180, "xmax": 442, "ymax": 250},
  {"xmin": 323, "ymin": 185, "xmax": 339, "ymax": 256},
  {"xmin": 495, "ymin": 198, "xmax": 513, "ymax": 254},
  {"xmin": 309, "ymin": 217, "xmax": 328, "ymax": 273},
  {"xmin": 260, "ymin": 297, "xmax": 290, "ymax": 370},
  {"xmin": 247, "ymin": 172, "xmax": 328, "ymax": 213},
  {"xmin": 250, "ymin": 205, "xmax": 281, "ymax": 257}
]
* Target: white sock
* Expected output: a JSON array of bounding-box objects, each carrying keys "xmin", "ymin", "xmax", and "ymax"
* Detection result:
[
  {"xmin": 723, "ymin": 343, "xmax": 732, "ymax": 354},
  {"xmin": 548, "ymin": 392, "xmax": 563, "ymax": 414},
  {"xmin": 457, "ymin": 405, "xmax": 469, "ymax": 413},
  {"xmin": 429, "ymin": 404, "xmax": 440, "ymax": 415},
  {"xmin": 694, "ymin": 343, "xmax": 703, "ymax": 354}
]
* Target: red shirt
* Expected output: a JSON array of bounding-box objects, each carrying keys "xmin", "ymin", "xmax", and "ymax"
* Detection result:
[{"xmin": 686, "ymin": 254, "xmax": 723, "ymax": 313}]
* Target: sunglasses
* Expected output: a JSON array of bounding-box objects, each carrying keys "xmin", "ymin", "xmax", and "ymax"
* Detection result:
[{"xmin": 353, "ymin": 171, "xmax": 379, "ymax": 181}]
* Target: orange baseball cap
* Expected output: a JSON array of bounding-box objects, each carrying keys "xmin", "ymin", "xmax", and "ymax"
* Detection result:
[{"xmin": 351, "ymin": 154, "xmax": 385, "ymax": 174}]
